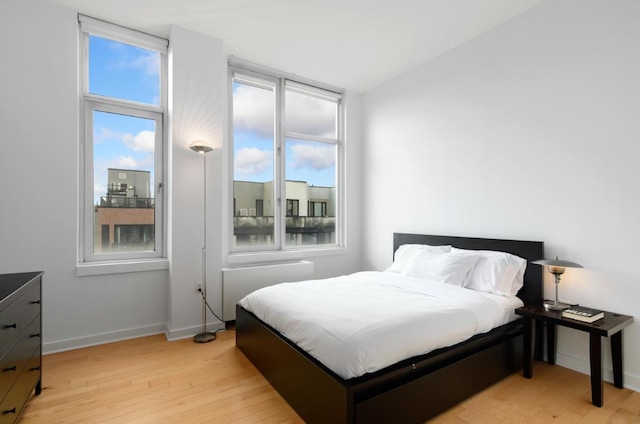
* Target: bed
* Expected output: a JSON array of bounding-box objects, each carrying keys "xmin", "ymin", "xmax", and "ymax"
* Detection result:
[{"xmin": 236, "ymin": 233, "xmax": 544, "ymax": 423}]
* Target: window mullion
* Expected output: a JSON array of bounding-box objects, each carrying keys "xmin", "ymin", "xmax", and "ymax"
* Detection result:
[
  {"xmin": 276, "ymin": 78, "xmax": 286, "ymax": 249},
  {"xmin": 154, "ymin": 114, "xmax": 164, "ymax": 257}
]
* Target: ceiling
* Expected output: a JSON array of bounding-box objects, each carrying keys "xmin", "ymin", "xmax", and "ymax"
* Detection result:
[{"xmin": 44, "ymin": 0, "xmax": 548, "ymax": 93}]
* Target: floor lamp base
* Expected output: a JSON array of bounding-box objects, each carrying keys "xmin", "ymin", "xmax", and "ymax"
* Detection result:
[{"xmin": 193, "ymin": 332, "xmax": 216, "ymax": 343}]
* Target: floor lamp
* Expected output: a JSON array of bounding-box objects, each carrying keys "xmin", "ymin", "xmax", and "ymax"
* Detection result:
[{"xmin": 189, "ymin": 140, "xmax": 216, "ymax": 343}]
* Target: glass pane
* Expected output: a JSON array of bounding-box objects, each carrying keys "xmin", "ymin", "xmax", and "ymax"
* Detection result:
[
  {"xmin": 93, "ymin": 111, "xmax": 156, "ymax": 254},
  {"xmin": 88, "ymin": 35, "xmax": 161, "ymax": 105},
  {"xmin": 285, "ymin": 138, "xmax": 336, "ymax": 246},
  {"xmin": 285, "ymin": 89, "xmax": 337, "ymax": 139},
  {"xmin": 232, "ymin": 80, "xmax": 276, "ymax": 248}
]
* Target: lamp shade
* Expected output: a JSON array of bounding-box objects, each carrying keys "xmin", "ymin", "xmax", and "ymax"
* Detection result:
[
  {"xmin": 533, "ymin": 256, "xmax": 583, "ymax": 311},
  {"xmin": 532, "ymin": 258, "xmax": 583, "ymax": 269},
  {"xmin": 189, "ymin": 140, "xmax": 213, "ymax": 154}
]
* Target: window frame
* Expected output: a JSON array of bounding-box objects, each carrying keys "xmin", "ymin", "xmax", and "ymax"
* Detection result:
[
  {"xmin": 78, "ymin": 15, "xmax": 168, "ymax": 266},
  {"xmin": 227, "ymin": 62, "xmax": 345, "ymax": 259}
]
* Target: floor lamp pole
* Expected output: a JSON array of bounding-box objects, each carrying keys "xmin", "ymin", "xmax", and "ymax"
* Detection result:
[{"xmin": 191, "ymin": 141, "xmax": 216, "ymax": 343}]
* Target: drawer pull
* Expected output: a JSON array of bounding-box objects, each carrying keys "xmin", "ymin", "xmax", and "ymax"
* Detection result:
[
  {"xmin": 31, "ymin": 333, "xmax": 41, "ymax": 338},
  {"xmin": 30, "ymin": 300, "xmax": 41, "ymax": 304},
  {"xmin": 4, "ymin": 366, "xmax": 17, "ymax": 372},
  {"xmin": 31, "ymin": 366, "xmax": 41, "ymax": 371},
  {"xmin": 3, "ymin": 323, "xmax": 17, "ymax": 329},
  {"xmin": 3, "ymin": 407, "xmax": 17, "ymax": 415}
]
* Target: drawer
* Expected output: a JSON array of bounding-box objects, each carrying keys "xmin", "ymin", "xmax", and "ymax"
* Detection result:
[
  {"xmin": 0, "ymin": 348, "xmax": 40, "ymax": 424},
  {"xmin": 0, "ymin": 283, "xmax": 41, "ymax": 353},
  {"xmin": 0, "ymin": 318, "xmax": 41, "ymax": 403}
]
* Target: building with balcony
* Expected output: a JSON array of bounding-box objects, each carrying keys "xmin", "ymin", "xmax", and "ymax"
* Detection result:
[
  {"xmin": 233, "ymin": 180, "xmax": 336, "ymax": 246},
  {"xmin": 94, "ymin": 169, "xmax": 155, "ymax": 253}
]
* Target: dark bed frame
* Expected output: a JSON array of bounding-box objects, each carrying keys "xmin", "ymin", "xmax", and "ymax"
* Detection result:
[{"xmin": 236, "ymin": 233, "xmax": 544, "ymax": 423}]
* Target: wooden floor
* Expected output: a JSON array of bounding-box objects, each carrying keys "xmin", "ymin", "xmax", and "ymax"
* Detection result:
[{"xmin": 19, "ymin": 330, "xmax": 640, "ymax": 424}]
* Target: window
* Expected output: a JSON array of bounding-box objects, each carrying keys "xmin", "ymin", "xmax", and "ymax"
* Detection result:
[
  {"xmin": 286, "ymin": 199, "xmax": 299, "ymax": 217},
  {"xmin": 230, "ymin": 66, "xmax": 343, "ymax": 252},
  {"xmin": 309, "ymin": 201, "xmax": 327, "ymax": 217},
  {"xmin": 79, "ymin": 16, "xmax": 167, "ymax": 263},
  {"xmin": 256, "ymin": 199, "xmax": 264, "ymax": 217}
]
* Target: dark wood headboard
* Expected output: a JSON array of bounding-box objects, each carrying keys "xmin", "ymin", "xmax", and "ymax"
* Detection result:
[{"xmin": 393, "ymin": 233, "xmax": 544, "ymax": 305}]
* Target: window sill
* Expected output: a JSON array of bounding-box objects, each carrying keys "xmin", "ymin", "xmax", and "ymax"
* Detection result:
[
  {"xmin": 76, "ymin": 258, "xmax": 169, "ymax": 277},
  {"xmin": 226, "ymin": 246, "xmax": 347, "ymax": 267}
]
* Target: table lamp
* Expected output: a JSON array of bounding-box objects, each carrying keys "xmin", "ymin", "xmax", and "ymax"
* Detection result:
[{"xmin": 532, "ymin": 257, "xmax": 583, "ymax": 310}]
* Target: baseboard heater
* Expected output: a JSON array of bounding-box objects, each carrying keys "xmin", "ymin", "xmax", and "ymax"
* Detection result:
[{"xmin": 222, "ymin": 261, "xmax": 314, "ymax": 321}]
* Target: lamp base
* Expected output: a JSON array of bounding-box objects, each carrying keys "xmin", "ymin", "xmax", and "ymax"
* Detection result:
[
  {"xmin": 193, "ymin": 331, "xmax": 216, "ymax": 343},
  {"xmin": 544, "ymin": 300, "xmax": 571, "ymax": 311}
]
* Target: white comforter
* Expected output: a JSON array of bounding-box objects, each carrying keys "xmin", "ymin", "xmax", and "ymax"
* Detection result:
[{"xmin": 239, "ymin": 271, "xmax": 523, "ymax": 380}]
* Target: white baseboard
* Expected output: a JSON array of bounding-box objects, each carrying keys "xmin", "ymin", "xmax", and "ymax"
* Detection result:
[
  {"xmin": 165, "ymin": 321, "xmax": 225, "ymax": 341},
  {"xmin": 556, "ymin": 352, "xmax": 640, "ymax": 393},
  {"xmin": 42, "ymin": 321, "xmax": 227, "ymax": 354},
  {"xmin": 43, "ymin": 323, "xmax": 167, "ymax": 355}
]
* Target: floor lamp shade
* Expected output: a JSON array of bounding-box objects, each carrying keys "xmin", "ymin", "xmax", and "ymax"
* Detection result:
[
  {"xmin": 189, "ymin": 139, "xmax": 213, "ymax": 154},
  {"xmin": 190, "ymin": 140, "xmax": 216, "ymax": 343},
  {"xmin": 532, "ymin": 257, "xmax": 583, "ymax": 311}
]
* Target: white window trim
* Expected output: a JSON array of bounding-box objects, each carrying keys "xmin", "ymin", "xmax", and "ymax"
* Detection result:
[
  {"xmin": 78, "ymin": 16, "xmax": 168, "ymax": 272},
  {"xmin": 76, "ymin": 258, "xmax": 169, "ymax": 277},
  {"xmin": 79, "ymin": 15, "xmax": 168, "ymax": 53},
  {"xmin": 82, "ymin": 101, "xmax": 165, "ymax": 262},
  {"xmin": 225, "ymin": 61, "xmax": 346, "ymax": 264}
]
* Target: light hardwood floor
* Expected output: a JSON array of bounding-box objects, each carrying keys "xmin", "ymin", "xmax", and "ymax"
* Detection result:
[{"xmin": 19, "ymin": 330, "xmax": 640, "ymax": 424}]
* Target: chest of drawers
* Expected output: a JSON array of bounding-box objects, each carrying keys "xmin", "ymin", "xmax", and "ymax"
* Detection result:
[{"xmin": 0, "ymin": 272, "xmax": 42, "ymax": 424}]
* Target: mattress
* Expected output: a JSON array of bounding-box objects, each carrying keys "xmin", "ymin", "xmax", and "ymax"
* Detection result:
[{"xmin": 238, "ymin": 271, "xmax": 523, "ymax": 380}]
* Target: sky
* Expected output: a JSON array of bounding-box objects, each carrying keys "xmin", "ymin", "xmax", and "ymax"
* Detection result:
[
  {"xmin": 232, "ymin": 80, "xmax": 338, "ymax": 188},
  {"xmin": 89, "ymin": 35, "xmax": 159, "ymax": 204},
  {"xmin": 90, "ymin": 34, "xmax": 338, "ymax": 206}
]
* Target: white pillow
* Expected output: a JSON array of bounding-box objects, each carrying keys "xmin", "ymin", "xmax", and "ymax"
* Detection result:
[
  {"xmin": 402, "ymin": 250, "xmax": 479, "ymax": 287},
  {"xmin": 510, "ymin": 263, "xmax": 527, "ymax": 296},
  {"xmin": 387, "ymin": 244, "xmax": 451, "ymax": 273},
  {"xmin": 451, "ymin": 248, "xmax": 527, "ymax": 296}
]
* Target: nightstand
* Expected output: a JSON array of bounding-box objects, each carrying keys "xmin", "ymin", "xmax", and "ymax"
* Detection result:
[{"xmin": 515, "ymin": 304, "xmax": 633, "ymax": 407}]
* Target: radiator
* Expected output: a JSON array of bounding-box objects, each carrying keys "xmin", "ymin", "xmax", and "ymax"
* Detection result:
[{"xmin": 222, "ymin": 261, "xmax": 314, "ymax": 321}]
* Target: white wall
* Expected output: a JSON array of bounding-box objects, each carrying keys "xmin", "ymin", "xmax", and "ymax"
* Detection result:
[
  {"xmin": 362, "ymin": 0, "xmax": 640, "ymax": 390},
  {"xmin": 0, "ymin": 0, "xmax": 363, "ymax": 350},
  {"xmin": 0, "ymin": 1, "xmax": 168, "ymax": 352},
  {"xmin": 167, "ymin": 25, "xmax": 227, "ymax": 339}
]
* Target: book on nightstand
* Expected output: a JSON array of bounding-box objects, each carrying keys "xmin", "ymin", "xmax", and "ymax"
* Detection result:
[{"xmin": 562, "ymin": 306, "xmax": 604, "ymax": 323}]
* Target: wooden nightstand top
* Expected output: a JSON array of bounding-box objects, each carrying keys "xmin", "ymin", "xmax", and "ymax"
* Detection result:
[{"xmin": 516, "ymin": 303, "xmax": 634, "ymax": 337}]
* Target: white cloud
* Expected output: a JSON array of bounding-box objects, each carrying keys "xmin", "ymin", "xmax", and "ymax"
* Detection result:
[
  {"xmin": 233, "ymin": 83, "xmax": 336, "ymax": 139},
  {"xmin": 233, "ymin": 84, "xmax": 275, "ymax": 139},
  {"xmin": 235, "ymin": 147, "xmax": 272, "ymax": 176},
  {"xmin": 290, "ymin": 144, "xmax": 334, "ymax": 170},
  {"xmin": 131, "ymin": 52, "xmax": 160, "ymax": 76},
  {"xmin": 94, "ymin": 127, "xmax": 116, "ymax": 144},
  {"xmin": 286, "ymin": 91, "xmax": 336, "ymax": 138},
  {"xmin": 109, "ymin": 41, "xmax": 160, "ymax": 76},
  {"xmin": 94, "ymin": 127, "xmax": 155, "ymax": 153},
  {"xmin": 95, "ymin": 155, "xmax": 142, "ymax": 173},
  {"xmin": 114, "ymin": 155, "xmax": 140, "ymax": 168},
  {"xmin": 122, "ymin": 130, "xmax": 155, "ymax": 153}
]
